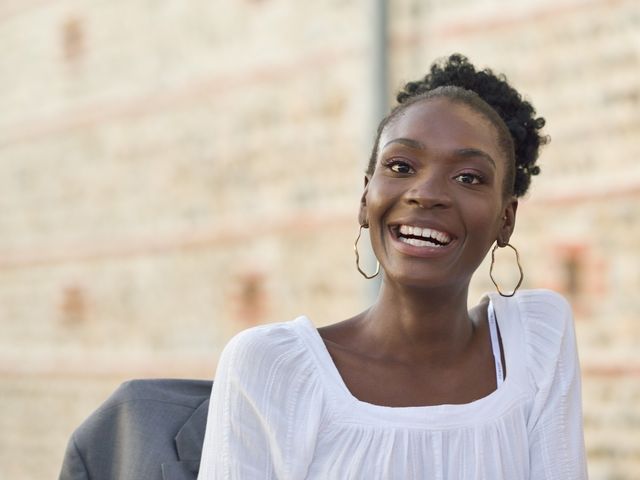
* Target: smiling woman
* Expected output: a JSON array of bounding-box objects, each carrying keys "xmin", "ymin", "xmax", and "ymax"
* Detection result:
[{"xmin": 197, "ymin": 55, "xmax": 587, "ymax": 479}]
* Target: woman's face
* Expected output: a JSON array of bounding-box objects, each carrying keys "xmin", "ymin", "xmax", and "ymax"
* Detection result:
[{"xmin": 360, "ymin": 97, "xmax": 517, "ymax": 288}]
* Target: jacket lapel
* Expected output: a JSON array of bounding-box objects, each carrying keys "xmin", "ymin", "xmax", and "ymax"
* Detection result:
[{"xmin": 161, "ymin": 397, "xmax": 210, "ymax": 480}]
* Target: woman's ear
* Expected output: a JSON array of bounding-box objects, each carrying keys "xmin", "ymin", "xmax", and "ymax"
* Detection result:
[
  {"xmin": 358, "ymin": 175, "xmax": 370, "ymax": 227},
  {"xmin": 497, "ymin": 198, "xmax": 518, "ymax": 246}
]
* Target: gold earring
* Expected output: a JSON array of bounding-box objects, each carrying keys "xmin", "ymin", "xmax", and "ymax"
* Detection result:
[
  {"xmin": 354, "ymin": 225, "xmax": 380, "ymax": 279},
  {"xmin": 489, "ymin": 242, "xmax": 523, "ymax": 297}
]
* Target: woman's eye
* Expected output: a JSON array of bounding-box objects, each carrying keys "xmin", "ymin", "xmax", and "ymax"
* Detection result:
[
  {"xmin": 454, "ymin": 173, "xmax": 482, "ymax": 185},
  {"xmin": 387, "ymin": 161, "xmax": 414, "ymax": 174}
]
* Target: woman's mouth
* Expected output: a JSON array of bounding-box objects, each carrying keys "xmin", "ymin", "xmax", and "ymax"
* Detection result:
[
  {"xmin": 395, "ymin": 224, "xmax": 453, "ymax": 248},
  {"xmin": 387, "ymin": 224, "xmax": 456, "ymax": 258}
]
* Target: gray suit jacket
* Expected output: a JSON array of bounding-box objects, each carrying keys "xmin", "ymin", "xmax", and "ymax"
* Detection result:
[{"xmin": 58, "ymin": 378, "xmax": 212, "ymax": 480}]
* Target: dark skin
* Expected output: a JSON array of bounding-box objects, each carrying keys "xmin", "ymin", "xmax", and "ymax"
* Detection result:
[{"xmin": 318, "ymin": 98, "xmax": 517, "ymax": 407}]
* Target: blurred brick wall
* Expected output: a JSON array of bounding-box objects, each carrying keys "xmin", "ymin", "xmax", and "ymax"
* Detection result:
[{"xmin": 0, "ymin": 0, "xmax": 638, "ymax": 478}]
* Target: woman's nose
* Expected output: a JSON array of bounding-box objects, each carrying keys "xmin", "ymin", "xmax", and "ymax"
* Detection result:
[{"xmin": 404, "ymin": 173, "xmax": 452, "ymax": 209}]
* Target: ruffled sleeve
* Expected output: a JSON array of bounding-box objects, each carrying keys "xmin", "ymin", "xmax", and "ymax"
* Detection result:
[
  {"xmin": 197, "ymin": 320, "xmax": 325, "ymax": 480},
  {"xmin": 520, "ymin": 290, "xmax": 588, "ymax": 479}
]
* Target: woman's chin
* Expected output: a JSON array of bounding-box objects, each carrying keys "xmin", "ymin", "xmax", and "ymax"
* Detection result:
[{"xmin": 382, "ymin": 270, "xmax": 469, "ymax": 292}]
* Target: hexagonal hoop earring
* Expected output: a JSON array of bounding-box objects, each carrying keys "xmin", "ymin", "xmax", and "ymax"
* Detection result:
[
  {"xmin": 489, "ymin": 242, "xmax": 524, "ymax": 297},
  {"xmin": 354, "ymin": 225, "xmax": 380, "ymax": 279}
]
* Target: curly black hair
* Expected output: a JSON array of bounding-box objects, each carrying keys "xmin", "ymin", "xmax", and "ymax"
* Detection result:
[{"xmin": 367, "ymin": 54, "xmax": 547, "ymax": 197}]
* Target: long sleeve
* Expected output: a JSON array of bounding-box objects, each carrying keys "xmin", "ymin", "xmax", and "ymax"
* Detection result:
[
  {"xmin": 197, "ymin": 321, "xmax": 325, "ymax": 480},
  {"xmin": 523, "ymin": 291, "xmax": 588, "ymax": 479}
]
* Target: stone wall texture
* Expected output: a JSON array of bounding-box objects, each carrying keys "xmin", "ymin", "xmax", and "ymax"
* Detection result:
[{"xmin": 0, "ymin": 0, "xmax": 638, "ymax": 478}]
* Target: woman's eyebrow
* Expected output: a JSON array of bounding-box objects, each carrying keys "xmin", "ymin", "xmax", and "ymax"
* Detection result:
[
  {"xmin": 382, "ymin": 140, "xmax": 496, "ymax": 168},
  {"xmin": 382, "ymin": 138, "xmax": 426, "ymax": 150},
  {"xmin": 454, "ymin": 148, "xmax": 496, "ymax": 169}
]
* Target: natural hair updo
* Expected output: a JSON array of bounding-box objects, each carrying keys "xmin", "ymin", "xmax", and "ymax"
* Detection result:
[{"xmin": 367, "ymin": 54, "xmax": 548, "ymax": 198}]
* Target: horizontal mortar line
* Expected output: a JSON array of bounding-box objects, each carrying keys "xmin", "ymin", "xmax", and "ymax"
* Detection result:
[
  {"xmin": 0, "ymin": 0, "xmax": 626, "ymax": 26},
  {"xmin": 527, "ymin": 182, "xmax": 640, "ymax": 206},
  {"xmin": 582, "ymin": 364, "xmax": 640, "ymax": 377},
  {"xmin": 393, "ymin": 0, "xmax": 629, "ymax": 44},
  {"xmin": 0, "ymin": 45, "xmax": 364, "ymax": 147},
  {"xmin": 0, "ymin": 211, "xmax": 355, "ymax": 269},
  {"xmin": 555, "ymin": 123, "xmax": 640, "ymax": 143},
  {"xmin": 0, "ymin": 356, "xmax": 218, "ymax": 380}
]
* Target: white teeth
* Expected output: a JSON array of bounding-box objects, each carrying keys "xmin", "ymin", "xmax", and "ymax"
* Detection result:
[
  {"xmin": 397, "ymin": 224, "xmax": 451, "ymax": 244},
  {"xmin": 400, "ymin": 237, "xmax": 443, "ymax": 248}
]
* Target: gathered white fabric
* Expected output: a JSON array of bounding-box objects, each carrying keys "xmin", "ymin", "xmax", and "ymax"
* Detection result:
[{"xmin": 198, "ymin": 289, "xmax": 588, "ymax": 479}]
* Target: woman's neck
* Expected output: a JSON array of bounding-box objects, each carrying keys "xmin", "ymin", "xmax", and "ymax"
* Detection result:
[{"xmin": 358, "ymin": 281, "xmax": 476, "ymax": 366}]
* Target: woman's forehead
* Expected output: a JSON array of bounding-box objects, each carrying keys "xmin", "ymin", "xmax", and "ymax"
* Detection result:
[{"xmin": 380, "ymin": 98, "xmax": 502, "ymax": 155}]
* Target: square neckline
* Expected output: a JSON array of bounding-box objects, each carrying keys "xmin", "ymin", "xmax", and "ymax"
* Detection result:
[{"xmin": 293, "ymin": 295, "xmax": 522, "ymax": 427}]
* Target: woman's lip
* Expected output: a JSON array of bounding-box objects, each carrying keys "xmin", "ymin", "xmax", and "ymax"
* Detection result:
[{"xmin": 388, "ymin": 225, "xmax": 457, "ymax": 258}]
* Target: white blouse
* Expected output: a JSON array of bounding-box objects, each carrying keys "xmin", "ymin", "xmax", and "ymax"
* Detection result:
[{"xmin": 198, "ymin": 289, "xmax": 588, "ymax": 479}]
